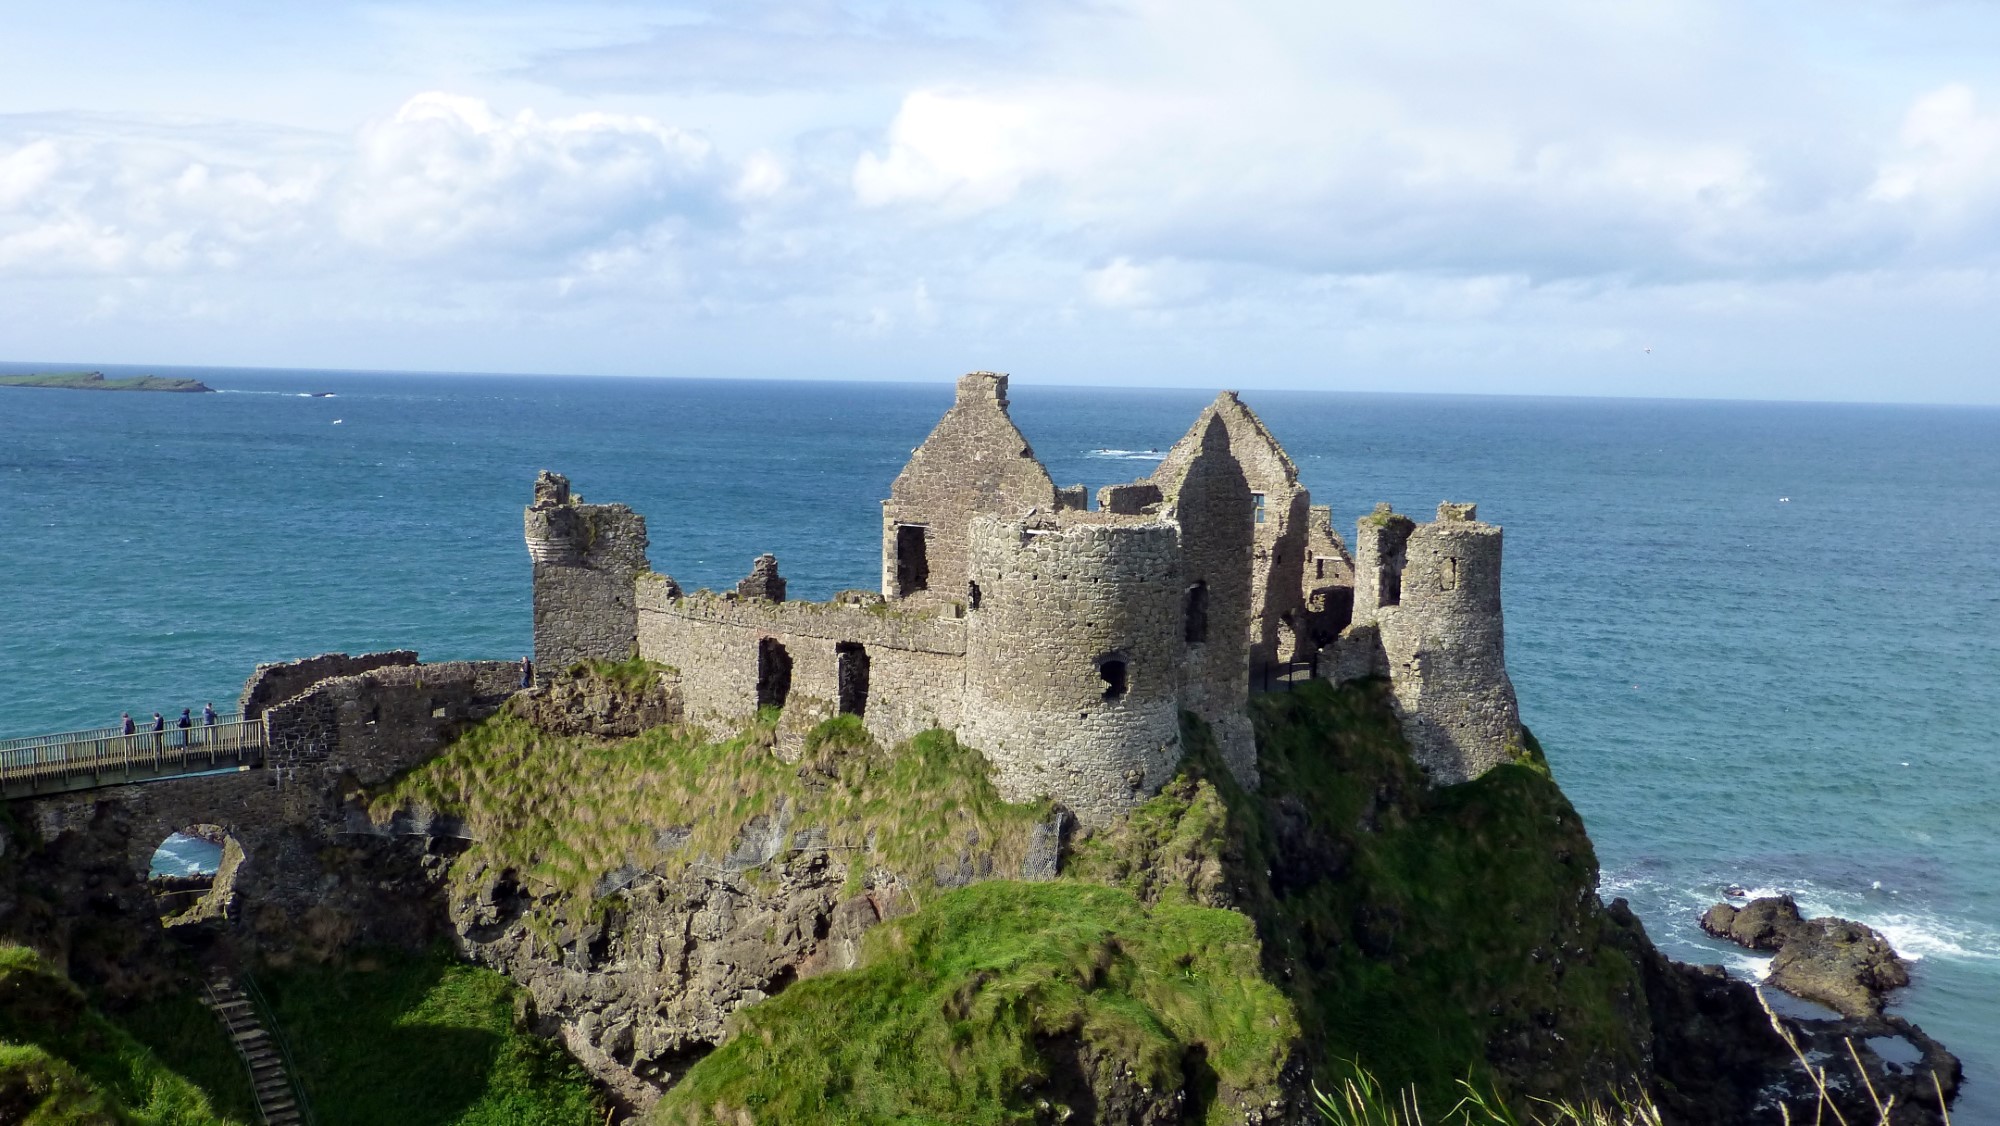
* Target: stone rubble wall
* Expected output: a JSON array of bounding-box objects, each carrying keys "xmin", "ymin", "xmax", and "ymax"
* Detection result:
[
  {"xmin": 239, "ymin": 650, "xmax": 418, "ymax": 719},
  {"xmin": 527, "ymin": 473, "xmax": 651, "ymax": 672},
  {"xmin": 961, "ymin": 515, "xmax": 1185, "ymax": 827},
  {"xmin": 636, "ymin": 579, "xmax": 965, "ymax": 753},
  {"xmin": 1332, "ymin": 504, "xmax": 1520, "ymax": 785},
  {"xmin": 263, "ymin": 660, "xmax": 519, "ymax": 780}
]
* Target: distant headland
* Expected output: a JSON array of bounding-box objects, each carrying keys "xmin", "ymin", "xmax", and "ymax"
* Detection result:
[{"xmin": 0, "ymin": 370, "xmax": 215, "ymax": 393}]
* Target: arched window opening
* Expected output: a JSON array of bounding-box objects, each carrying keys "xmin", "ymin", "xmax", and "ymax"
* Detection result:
[
  {"xmin": 1184, "ymin": 582, "xmax": 1209, "ymax": 644},
  {"xmin": 1097, "ymin": 655, "xmax": 1129, "ymax": 703},
  {"xmin": 967, "ymin": 581, "xmax": 982, "ymax": 610},
  {"xmin": 836, "ymin": 642, "xmax": 870, "ymax": 717},
  {"xmin": 757, "ymin": 638, "xmax": 793, "ymax": 711}
]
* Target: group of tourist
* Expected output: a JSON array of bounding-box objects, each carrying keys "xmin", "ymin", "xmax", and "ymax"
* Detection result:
[{"xmin": 118, "ymin": 703, "xmax": 221, "ymax": 747}]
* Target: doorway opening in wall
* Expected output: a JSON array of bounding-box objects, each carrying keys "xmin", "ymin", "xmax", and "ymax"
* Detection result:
[
  {"xmin": 1184, "ymin": 581, "xmax": 1209, "ymax": 644},
  {"xmin": 1097, "ymin": 654, "xmax": 1129, "ymax": 702},
  {"xmin": 967, "ymin": 581, "xmax": 981, "ymax": 610},
  {"xmin": 836, "ymin": 642, "xmax": 870, "ymax": 717},
  {"xmin": 757, "ymin": 638, "xmax": 793, "ymax": 711},
  {"xmin": 895, "ymin": 524, "xmax": 930, "ymax": 595},
  {"xmin": 147, "ymin": 825, "xmax": 243, "ymax": 930},
  {"xmin": 1440, "ymin": 556, "xmax": 1459, "ymax": 592}
]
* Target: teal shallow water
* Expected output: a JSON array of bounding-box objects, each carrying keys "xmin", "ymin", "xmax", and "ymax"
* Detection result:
[{"xmin": 2, "ymin": 366, "xmax": 1995, "ymax": 1114}]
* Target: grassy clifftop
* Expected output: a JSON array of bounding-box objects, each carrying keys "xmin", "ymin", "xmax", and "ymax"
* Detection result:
[{"xmin": 0, "ymin": 945, "xmax": 246, "ymax": 1126}]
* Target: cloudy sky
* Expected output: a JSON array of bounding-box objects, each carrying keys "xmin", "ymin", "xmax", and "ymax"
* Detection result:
[{"xmin": 3, "ymin": 0, "xmax": 1998, "ymax": 402}]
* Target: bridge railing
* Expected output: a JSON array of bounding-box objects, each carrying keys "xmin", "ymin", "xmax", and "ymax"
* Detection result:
[{"xmin": 0, "ymin": 717, "xmax": 268, "ymax": 794}]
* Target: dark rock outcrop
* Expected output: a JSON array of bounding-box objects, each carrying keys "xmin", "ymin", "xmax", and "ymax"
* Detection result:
[{"xmin": 1701, "ymin": 895, "xmax": 1912, "ymax": 1018}]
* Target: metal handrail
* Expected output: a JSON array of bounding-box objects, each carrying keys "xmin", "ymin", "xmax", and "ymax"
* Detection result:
[
  {"xmin": 0, "ymin": 713, "xmax": 247, "ymax": 753},
  {"xmin": 0, "ymin": 717, "xmax": 267, "ymax": 792},
  {"xmin": 241, "ymin": 971, "xmax": 319, "ymax": 1126}
]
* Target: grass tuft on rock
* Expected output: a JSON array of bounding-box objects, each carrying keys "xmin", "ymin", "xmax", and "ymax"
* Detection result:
[
  {"xmin": 373, "ymin": 711, "xmax": 1052, "ymax": 917},
  {"xmin": 651, "ymin": 880, "xmax": 1298, "ymax": 1126}
]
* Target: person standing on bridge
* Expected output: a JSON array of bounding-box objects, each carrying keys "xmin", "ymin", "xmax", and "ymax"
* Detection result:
[
  {"xmin": 203, "ymin": 702, "xmax": 216, "ymax": 726},
  {"xmin": 121, "ymin": 712, "xmax": 135, "ymax": 737},
  {"xmin": 150, "ymin": 712, "xmax": 164, "ymax": 759},
  {"xmin": 177, "ymin": 708, "xmax": 192, "ymax": 747}
]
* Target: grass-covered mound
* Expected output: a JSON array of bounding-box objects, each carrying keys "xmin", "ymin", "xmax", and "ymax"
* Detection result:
[
  {"xmin": 1078, "ymin": 679, "xmax": 1649, "ymax": 1110},
  {"xmin": 0, "ymin": 945, "xmax": 247, "ymax": 1126},
  {"xmin": 650, "ymin": 881, "xmax": 1297, "ymax": 1125},
  {"xmin": 256, "ymin": 946, "xmax": 601, "ymax": 1126},
  {"xmin": 374, "ymin": 708, "xmax": 1053, "ymax": 915}
]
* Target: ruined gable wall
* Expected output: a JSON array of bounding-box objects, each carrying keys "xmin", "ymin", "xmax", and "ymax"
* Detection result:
[
  {"xmin": 635, "ymin": 578, "xmax": 966, "ymax": 751},
  {"xmin": 960, "ymin": 515, "xmax": 1185, "ymax": 826},
  {"xmin": 881, "ymin": 372, "xmax": 1056, "ymax": 603},
  {"xmin": 1153, "ymin": 392, "xmax": 1311, "ymax": 668},
  {"xmin": 527, "ymin": 473, "xmax": 650, "ymax": 672},
  {"xmin": 239, "ymin": 650, "xmax": 419, "ymax": 719},
  {"xmin": 1150, "ymin": 414, "xmax": 1258, "ymax": 789}
]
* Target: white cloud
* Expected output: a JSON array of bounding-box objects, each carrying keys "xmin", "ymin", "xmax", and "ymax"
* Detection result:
[
  {"xmin": 339, "ymin": 92, "xmax": 717, "ymax": 257},
  {"xmin": 853, "ymin": 91, "xmax": 1036, "ymax": 211},
  {"xmin": 1872, "ymin": 85, "xmax": 2000, "ymax": 216}
]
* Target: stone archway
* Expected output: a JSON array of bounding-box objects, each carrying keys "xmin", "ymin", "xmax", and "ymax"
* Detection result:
[{"xmin": 148, "ymin": 824, "xmax": 245, "ymax": 929}]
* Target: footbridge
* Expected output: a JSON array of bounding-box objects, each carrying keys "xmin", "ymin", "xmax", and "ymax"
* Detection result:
[{"xmin": 0, "ymin": 717, "xmax": 267, "ymax": 798}]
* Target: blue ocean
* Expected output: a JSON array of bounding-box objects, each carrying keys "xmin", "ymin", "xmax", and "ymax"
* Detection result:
[{"xmin": 3, "ymin": 366, "xmax": 1996, "ymax": 1115}]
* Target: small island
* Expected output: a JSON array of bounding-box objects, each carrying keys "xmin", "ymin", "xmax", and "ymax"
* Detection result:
[{"xmin": 0, "ymin": 370, "xmax": 216, "ymax": 393}]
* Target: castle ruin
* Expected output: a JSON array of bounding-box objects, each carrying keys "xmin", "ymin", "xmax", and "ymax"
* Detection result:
[{"xmin": 527, "ymin": 372, "xmax": 1523, "ymax": 824}]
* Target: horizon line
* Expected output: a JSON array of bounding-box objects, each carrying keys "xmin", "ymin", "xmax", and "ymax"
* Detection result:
[{"xmin": 1, "ymin": 357, "xmax": 1993, "ymax": 412}]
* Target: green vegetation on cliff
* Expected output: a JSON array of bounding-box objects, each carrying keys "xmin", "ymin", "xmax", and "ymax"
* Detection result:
[
  {"xmin": 652, "ymin": 880, "xmax": 1297, "ymax": 1125},
  {"xmin": 0, "ymin": 372, "xmax": 215, "ymax": 393},
  {"xmin": 380, "ymin": 674, "xmax": 1657, "ymax": 1119},
  {"xmin": 1080, "ymin": 679, "xmax": 1646, "ymax": 1107},
  {"xmin": 257, "ymin": 946, "xmax": 601, "ymax": 1126},
  {"xmin": 375, "ymin": 706, "xmax": 1053, "ymax": 913},
  {"xmin": 0, "ymin": 945, "xmax": 247, "ymax": 1126}
]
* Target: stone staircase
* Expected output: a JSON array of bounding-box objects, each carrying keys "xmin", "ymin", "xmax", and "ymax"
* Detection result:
[{"xmin": 204, "ymin": 976, "xmax": 309, "ymax": 1126}]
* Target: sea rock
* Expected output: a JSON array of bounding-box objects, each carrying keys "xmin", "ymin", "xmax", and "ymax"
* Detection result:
[
  {"xmin": 1700, "ymin": 894, "xmax": 1805, "ymax": 950},
  {"xmin": 1768, "ymin": 917, "xmax": 1911, "ymax": 1019},
  {"xmin": 1701, "ymin": 894, "xmax": 1911, "ymax": 1019}
]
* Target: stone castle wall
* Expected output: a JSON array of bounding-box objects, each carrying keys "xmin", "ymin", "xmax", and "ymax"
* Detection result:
[
  {"xmin": 1150, "ymin": 412, "xmax": 1259, "ymax": 788},
  {"xmin": 1333, "ymin": 503, "xmax": 1521, "ymax": 784},
  {"xmin": 960, "ymin": 515, "xmax": 1186, "ymax": 826},
  {"xmin": 880, "ymin": 373, "xmax": 1057, "ymax": 604},
  {"xmin": 635, "ymin": 575, "xmax": 966, "ymax": 752},
  {"xmin": 239, "ymin": 650, "xmax": 418, "ymax": 719},
  {"xmin": 527, "ymin": 471, "xmax": 650, "ymax": 671},
  {"xmin": 264, "ymin": 660, "xmax": 519, "ymax": 777}
]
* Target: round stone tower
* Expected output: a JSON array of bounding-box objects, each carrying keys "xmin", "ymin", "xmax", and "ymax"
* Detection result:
[
  {"xmin": 960, "ymin": 514, "xmax": 1186, "ymax": 826},
  {"xmin": 1377, "ymin": 502, "xmax": 1521, "ymax": 784}
]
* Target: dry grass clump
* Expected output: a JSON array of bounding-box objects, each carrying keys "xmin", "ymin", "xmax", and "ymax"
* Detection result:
[{"xmin": 370, "ymin": 710, "xmax": 1051, "ymax": 915}]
